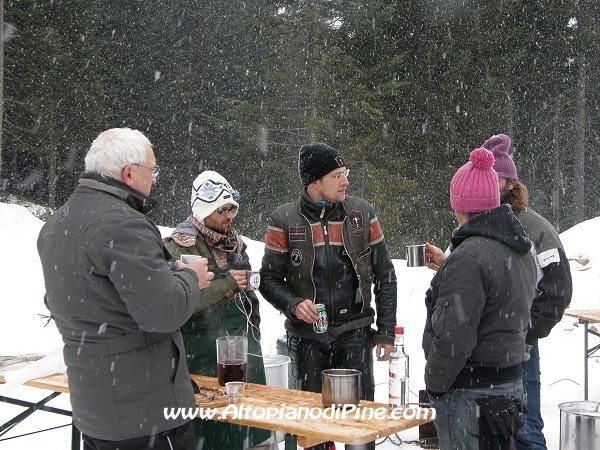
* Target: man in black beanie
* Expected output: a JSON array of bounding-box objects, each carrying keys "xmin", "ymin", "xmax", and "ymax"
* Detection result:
[{"xmin": 260, "ymin": 142, "xmax": 398, "ymax": 450}]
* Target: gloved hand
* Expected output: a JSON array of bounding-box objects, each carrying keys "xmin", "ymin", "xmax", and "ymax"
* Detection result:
[{"xmin": 475, "ymin": 396, "xmax": 528, "ymax": 450}]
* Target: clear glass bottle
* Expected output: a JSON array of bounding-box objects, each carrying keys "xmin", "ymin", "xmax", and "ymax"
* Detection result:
[{"xmin": 388, "ymin": 325, "xmax": 409, "ymax": 408}]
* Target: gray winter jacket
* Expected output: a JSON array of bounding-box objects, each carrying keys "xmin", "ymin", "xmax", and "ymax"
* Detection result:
[
  {"xmin": 515, "ymin": 207, "xmax": 572, "ymax": 344},
  {"xmin": 422, "ymin": 205, "xmax": 537, "ymax": 394},
  {"xmin": 37, "ymin": 173, "xmax": 201, "ymax": 441}
]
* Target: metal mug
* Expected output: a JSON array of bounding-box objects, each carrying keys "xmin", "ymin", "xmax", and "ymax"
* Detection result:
[
  {"xmin": 406, "ymin": 244, "xmax": 426, "ymax": 267},
  {"xmin": 246, "ymin": 271, "xmax": 261, "ymax": 290}
]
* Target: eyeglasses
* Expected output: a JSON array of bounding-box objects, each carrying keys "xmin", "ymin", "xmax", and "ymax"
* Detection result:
[
  {"xmin": 133, "ymin": 163, "xmax": 160, "ymax": 178},
  {"xmin": 214, "ymin": 205, "xmax": 238, "ymax": 217},
  {"xmin": 333, "ymin": 169, "xmax": 350, "ymax": 181}
]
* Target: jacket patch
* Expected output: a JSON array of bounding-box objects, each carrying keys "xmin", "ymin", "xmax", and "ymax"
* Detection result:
[
  {"xmin": 291, "ymin": 249, "xmax": 303, "ymax": 266},
  {"xmin": 347, "ymin": 211, "xmax": 365, "ymax": 235},
  {"xmin": 289, "ymin": 226, "xmax": 306, "ymax": 242},
  {"xmin": 537, "ymin": 248, "xmax": 560, "ymax": 268}
]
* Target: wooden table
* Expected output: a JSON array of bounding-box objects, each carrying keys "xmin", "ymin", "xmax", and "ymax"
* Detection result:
[
  {"xmin": 564, "ymin": 309, "xmax": 600, "ymax": 400},
  {"xmin": 191, "ymin": 374, "xmax": 435, "ymax": 449},
  {"xmin": 2, "ymin": 372, "xmax": 435, "ymax": 450}
]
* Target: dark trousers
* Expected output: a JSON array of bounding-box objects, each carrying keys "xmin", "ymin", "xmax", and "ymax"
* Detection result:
[
  {"xmin": 82, "ymin": 421, "xmax": 196, "ymax": 450},
  {"xmin": 288, "ymin": 326, "xmax": 375, "ymax": 450}
]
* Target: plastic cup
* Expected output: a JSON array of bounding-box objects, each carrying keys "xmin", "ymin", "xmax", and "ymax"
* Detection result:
[{"xmin": 225, "ymin": 381, "xmax": 245, "ymax": 404}]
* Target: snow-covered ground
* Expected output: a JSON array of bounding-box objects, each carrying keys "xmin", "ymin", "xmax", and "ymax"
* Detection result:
[{"xmin": 1, "ymin": 201, "xmax": 599, "ymax": 449}]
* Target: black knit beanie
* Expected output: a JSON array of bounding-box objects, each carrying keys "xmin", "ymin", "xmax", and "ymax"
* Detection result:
[{"xmin": 298, "ymin": 143, "xmax": 346, "ymax": 186}]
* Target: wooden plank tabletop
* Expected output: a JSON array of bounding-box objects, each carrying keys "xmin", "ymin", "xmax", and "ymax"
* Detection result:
[
  {"xmin": 191, "ymin": 374, "xmax": 434, "ymax": 447},
  {"xmin": 564, "ymin": 309, "xmax": 600, "ymax": 324},
  {"xmin": 0, "ymin": 372, "xmax": 70, "ymax": 393},
  {"xmin": 1, "ymin": 372, "xmax": 435, "ymax": 447}
]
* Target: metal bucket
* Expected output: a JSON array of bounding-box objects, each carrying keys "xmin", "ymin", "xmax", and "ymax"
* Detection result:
[
  {"xmin": 559, "ymin": 401, "xmax": 600, "ymax": 449},
  {"xmin": 262, "ymin": 354, "xmax": 291, "ymax": 446},
  {"xmin": 321, "ymin": 369, "xmax": 361, "ymax": 407},
  {"xmin": 263, "ymin": 354, "xmax": 291, "ymax": 389}
]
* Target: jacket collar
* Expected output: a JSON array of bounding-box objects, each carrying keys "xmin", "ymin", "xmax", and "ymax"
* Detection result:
[
  {"xmin": 299, "ymin": 189, "xmax": 344, "ymax": 220},
  {"xmin": 450, "ymin": 204, "xmax": 532, "ymax": 255},
  {"xmin": 77, "ymin": 172, "xmax": 158, "ymax": 215}
]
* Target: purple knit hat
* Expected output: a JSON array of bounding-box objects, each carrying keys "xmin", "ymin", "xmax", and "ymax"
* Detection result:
[
  {"xmin": 450, "ymin": 148, "xmax": 500, "ymax": 213},
  {"xmin": 482, "ymin": 134, "xmax": 518, "ymax": 180}
]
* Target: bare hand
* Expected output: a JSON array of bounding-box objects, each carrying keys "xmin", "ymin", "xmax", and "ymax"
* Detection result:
[
  {"xmin": 293, "ymin": 299, "xmax": 319, "ymax": 324},
  {"xmin": 376, "ymin": 342, "xmax": 394, "ymax": 361},
  {"xmin": 175, "ymin": 257, "xmax": 214, "ymax": 289},
  {"xmin": 425, "ymin": 241, "xmax": 446, "ymax": 270},
  {"xmin": 228, "ymin": 269, "xmax": 248, "ymax": 290}
]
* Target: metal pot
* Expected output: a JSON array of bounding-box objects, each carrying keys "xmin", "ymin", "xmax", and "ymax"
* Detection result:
[
  {"xmin": 321, "ymin": 369, "xmax": 361, "ymax": 407},
  {"xmin": 559, "ymin": 401, "xmax": 600, "ymax": 450}
]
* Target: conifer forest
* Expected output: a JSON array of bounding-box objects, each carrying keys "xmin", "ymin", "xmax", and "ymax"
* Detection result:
[{"xmin": 2, "ymin": 1, "xmax": 600, "ymax": 257}]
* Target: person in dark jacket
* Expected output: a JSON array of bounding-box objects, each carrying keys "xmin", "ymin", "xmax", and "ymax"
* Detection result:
[
  {"xmin": 483, "ymin": 134, "xmax": 573, "ymax": 450},
  {"xmin": 423, "ymin": 148, "xmax": 537, "ymax": 450},
  {"xmin": 260, "ymin": 143, "xmax": 397, "ymax": 450},
  {"xmin": 163, "ymin": 170, "xmax": 269, "ymax": 449},
  {"xmin": 37, "ymin": 128, "xmax": 213, "ymax": 450},
  {"xmin": 426, "ymin": 135, "xmax": 573, "ymax": 450}
]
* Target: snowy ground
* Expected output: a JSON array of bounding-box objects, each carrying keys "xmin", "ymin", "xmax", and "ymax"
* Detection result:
[{"xmin": 1, "ymin": 201, "xmax": 599, "ymax": 449}]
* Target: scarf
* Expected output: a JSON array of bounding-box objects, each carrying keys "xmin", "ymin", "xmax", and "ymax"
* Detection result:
[{"xmin": 189, "ymin": 215, "xmax": 243, "ymax": 269}]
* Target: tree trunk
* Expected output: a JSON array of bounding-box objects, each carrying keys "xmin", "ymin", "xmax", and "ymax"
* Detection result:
[
  {"xmin": 0, "ymin": 0, "xmax": 5, "ymax": 182},
  {"xmin": 48, "ymin": 149, "xmax": 57, "ymax": 209},
  {"xmin": 552, "ymin": 118, "xmax": 561, "ymax": 230},
  {"xmin": 573, "ymin": 56, "xmax": 586, "ymax": 224}
]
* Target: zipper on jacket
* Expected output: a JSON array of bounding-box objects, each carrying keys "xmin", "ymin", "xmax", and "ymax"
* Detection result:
[
  {"xmin": 300, "ymin": 213, "xmax": 318, "ymax": 306},
  {"xmin": 320, "ymin": 206, "xmax": 336, "ymax": 325},
  {"xmin": 320, "ymin": 207, "xmax": 328, "ymax": 236}
]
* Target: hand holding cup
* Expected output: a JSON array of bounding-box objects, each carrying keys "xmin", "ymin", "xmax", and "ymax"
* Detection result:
[
  {"xmin": 228, "ymin": 269, "xmax": 248, "ymax": 290},
  {"xmin": 175, "ymin": 255, "xmax": 213, "ymax": 289}
]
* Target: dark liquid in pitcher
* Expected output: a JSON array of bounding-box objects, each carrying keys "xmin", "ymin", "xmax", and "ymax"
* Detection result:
[{"xmin": 217, "ymin": 359, "xmax": 247, "ymax": 386}]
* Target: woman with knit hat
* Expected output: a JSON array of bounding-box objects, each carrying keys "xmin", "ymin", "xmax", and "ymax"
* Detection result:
[
  {"xmin": 164, "ymin": 170, "xmax": 269, "ymax": 449},
  {"xmin": 422, "ymin": 148, "xmax": 537, "ymax": 450}
]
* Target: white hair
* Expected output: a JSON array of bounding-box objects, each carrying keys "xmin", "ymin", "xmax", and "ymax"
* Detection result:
[{"xmin": 84, "ymin": 128, "xmax": 152, "ymax": 179}]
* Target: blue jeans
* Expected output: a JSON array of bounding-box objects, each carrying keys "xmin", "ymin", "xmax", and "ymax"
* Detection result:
[
  {"xmin": 513, "ymin": 343, "xmax": 547, "ymax": 450},
  {"xmin": 429, "ymin": 380, "xmax": 524, "ymax": 450}
]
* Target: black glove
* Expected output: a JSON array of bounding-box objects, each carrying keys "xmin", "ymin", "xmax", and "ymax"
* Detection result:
[{"xmin": 475, "ymin": 396, "xmax": 528, "ymax": 450}]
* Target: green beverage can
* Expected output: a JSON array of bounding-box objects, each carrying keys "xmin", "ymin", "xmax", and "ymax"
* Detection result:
[{"xmin": 313, "ymin": 304, "xmax": 328, "ymax": 333}]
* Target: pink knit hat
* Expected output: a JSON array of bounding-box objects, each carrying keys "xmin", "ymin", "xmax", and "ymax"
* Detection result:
[
  {"xmin": 450, "ymin": 148, "xmax": 500, "ymax": 213},
  {"xmin": 482, "ymin": 134, "xmax": 518, "ymax": 180}
]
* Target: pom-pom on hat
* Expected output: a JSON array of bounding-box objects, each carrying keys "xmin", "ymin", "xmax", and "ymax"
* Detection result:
[
  {"xmin": 298, "ymin": 142, "xmax": 346, "ymax": 186},
  {"xmin": 191, "ymin": 170, "xmax": 240, "ymax": 224},
  {"xmin": 450, "ymin": 148, "xmax": 500, "ymax": 213},
  {"xmin": 482, "ymin": 134, "xmax": 518, "ymax": 180}
]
